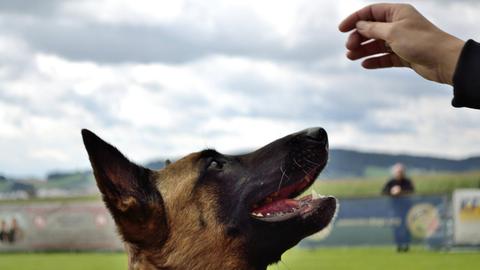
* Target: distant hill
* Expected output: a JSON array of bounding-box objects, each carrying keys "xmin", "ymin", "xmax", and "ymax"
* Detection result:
[
  {"xmin": 322, "ymin": 149, "xmax": 480, "ymax": 179},
  {"xmin": 146, "ymin": 160, "xmax": 167, "ymax": 170},
  {"xmin": 0, "ymin": 171, "xmax": 96, "ymax": 199},
  {"xmin": 145, "ymin": 149, "xmax": 480, "ymax": 179}
]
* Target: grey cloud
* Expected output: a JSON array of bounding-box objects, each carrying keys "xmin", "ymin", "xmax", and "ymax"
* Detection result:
[
  {"xmin": 0, "ymin": 89, "xmax": 122, "ymax": 127},
  {"xmin": 215, "ymin": 63, "xmax": 456, "ymax": 136},
  {"xmin": 358, "ymin": 117, "xmax": 416, "ymax": 135},
  {"xmin": 0, "ymin": 0, "xmax": 477, "ymax": 66},
  {"xmin": 217, "ymin": 72, "xmax": 381, "ymax": 125},
  {"xmin": 0, "ymin": 5, "xmax": 341, "ymax": 64},
  {"xmin": 0, "ymin": 0, "xmax": 68, "ymax": 16}
]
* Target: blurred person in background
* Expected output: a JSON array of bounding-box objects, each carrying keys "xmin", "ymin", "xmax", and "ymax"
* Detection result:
[
  {"xmin": 382, "ymin": 164, "xmax": 415, "ymax": 197},
  {"xmin": 0, "ymin": 219, "xmax": 7, "ymax": 243},
  {"xmin": 7, "ymin": 218, "xmax": 21, "ymax": 244},
  {"xmin": 382, "ymin": 163, "xmax": 415, "ymax": 252},
  {"xmin": 339, "ymin": 3, "xmax": 480, "ymax": 110}
]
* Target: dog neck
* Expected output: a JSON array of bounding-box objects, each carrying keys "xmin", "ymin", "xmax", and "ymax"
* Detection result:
[
  {"xmin": 124, "ymin": 210, "xmax": 264, "ymax": 270},
  {"xmin": 125, "ymin": 238, "xmax": 262, "ymax": 270}
]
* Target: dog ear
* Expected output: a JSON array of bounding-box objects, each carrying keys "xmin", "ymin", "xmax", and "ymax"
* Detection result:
[{"xmin": 81, "ymin": 129, "xmax": 168, "ymax": 247}]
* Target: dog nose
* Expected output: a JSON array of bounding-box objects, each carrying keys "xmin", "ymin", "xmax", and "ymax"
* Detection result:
[{"xmin": 304, "ymin": 127, "xmax": 328, "ymax": 144}]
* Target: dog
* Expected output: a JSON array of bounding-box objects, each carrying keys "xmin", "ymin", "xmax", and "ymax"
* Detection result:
[{"xmin": 81, "ymin": 127, "xmax": 337, "ymax": 270}]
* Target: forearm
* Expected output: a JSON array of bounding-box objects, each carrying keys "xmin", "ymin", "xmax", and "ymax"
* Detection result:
[{"xmin": 452, "ymin": 39, "xmax": 480, "ymax": 110}]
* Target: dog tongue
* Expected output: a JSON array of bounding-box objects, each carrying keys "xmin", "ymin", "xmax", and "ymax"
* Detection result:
[{"xmin": 253, "ymin": 199, "xmax": 300, "ymax": 215}]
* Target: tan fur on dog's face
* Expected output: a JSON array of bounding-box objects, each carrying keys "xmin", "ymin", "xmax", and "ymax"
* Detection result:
[{"xmin": 142, "ymin": 153, "xmax": 248, "ymax": 270}]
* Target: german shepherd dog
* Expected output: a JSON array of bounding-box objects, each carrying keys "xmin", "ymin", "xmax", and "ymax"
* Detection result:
[{"xmin": 81, "ymin": 127, "xmax": 337, "ymax": 270}]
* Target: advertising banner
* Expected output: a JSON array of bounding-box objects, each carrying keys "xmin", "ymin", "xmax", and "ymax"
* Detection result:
[
  {"xmin": 0, "ymin": 201, "xmax": 123, "ymax": 251},
  {"xmin": 302, "ymin": 195, "xmax": 448, "ymax": 247},
  {"xmin": 453, "ymin": 189, "xmax": 480, "ymax": 245},
  {"xmin": 0, "ymin": 195, "xmax": 452, "ymax": 251}
]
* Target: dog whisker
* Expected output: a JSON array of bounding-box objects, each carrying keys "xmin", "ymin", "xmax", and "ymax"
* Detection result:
[
  {"xmin": 277, "ymin": 161, "xmax": 289, "ymax": 192},
  {"xmin": 304, "ymin": 157, "xmax": 322, "ymax": 167},
  {"xmin": 293, "ymin": 158, "xmax": 313, "ymax": 179},
  {"xmin": 301, "ymin": 162, "xmax": 316, "ymax": 171}
]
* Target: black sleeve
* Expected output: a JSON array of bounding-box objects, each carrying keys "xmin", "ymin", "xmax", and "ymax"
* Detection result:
[
  {"xmin": 381, "ymin": 180, "xmax": 392, "ymax": 195},
  {"xmin": 452, "ymin": 39, "xmax": 480, "ymax": 110},
  {"xmin": 404, "ymin": 179, "xmax": 414, "ymax": 193}
]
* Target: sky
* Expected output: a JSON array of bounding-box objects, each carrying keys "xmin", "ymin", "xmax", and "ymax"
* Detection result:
[{"xmin": 0, "ymin": 0, "xmax": 479, "ymax": 177}]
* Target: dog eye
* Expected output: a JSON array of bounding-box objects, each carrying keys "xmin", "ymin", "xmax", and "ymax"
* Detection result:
[{"xmin": 208, "ymin": 160, "xmax": 224, "ymax": 170}]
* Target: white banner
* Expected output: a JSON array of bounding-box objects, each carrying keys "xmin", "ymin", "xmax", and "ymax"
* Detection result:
[
  {"xmin": 453, "ymin": 189, "xmax": 480, "ymax": 245},
  {"xmin": 0, "ymin": 201, "xmax": 123, "ymax": 251}
]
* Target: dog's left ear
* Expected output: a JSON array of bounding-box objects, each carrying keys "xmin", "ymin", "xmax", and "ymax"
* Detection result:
[{"xmin": 81, "ymin": 129, "xmax": 168, "ymax": 248}]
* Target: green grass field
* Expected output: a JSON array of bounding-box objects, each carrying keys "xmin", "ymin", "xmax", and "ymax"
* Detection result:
[{"xmin": 1, "ymin": 247, "xmax": 479, "ymax": 270}]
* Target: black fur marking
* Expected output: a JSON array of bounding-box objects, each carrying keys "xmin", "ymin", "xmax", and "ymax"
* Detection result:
[{"xmin": 198, "ymin": 212, "xmax": 207, "ymax": 229}]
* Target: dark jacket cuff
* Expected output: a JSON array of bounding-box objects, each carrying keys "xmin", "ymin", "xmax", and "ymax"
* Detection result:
[{"xmin": 452, "ymin": 39, "xmax": 480, "ymax": 109}]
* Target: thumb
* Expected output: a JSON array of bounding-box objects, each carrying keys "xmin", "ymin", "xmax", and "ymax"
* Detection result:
[{"xmin": 356, "ymin": 21, "xmax": 392, "ymax": 41}]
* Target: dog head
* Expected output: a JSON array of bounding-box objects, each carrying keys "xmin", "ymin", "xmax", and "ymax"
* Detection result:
[{"xmin": 82, "ymin": 128, "xmax": 336, "ymax": 269}]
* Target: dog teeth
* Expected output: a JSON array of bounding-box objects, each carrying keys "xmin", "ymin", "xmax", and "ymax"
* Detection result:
[{"xmin": 252, "ymin": 207, "xmax": 307, "ymax": 219}]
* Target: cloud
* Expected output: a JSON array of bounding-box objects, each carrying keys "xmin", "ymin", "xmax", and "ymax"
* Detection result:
[
  {"xmin": 0, "ymin": 0, "xmax": 343, "ymax": 64},
  {"xmin": 0, "ymin": 0, "xmax": 67, "ymax": 16},
  {"xmin": 0, "ymin": 0, "xmax": 479, "ymax": 177}
]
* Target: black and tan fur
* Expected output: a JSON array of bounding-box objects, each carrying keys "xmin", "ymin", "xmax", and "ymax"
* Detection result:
[{"xmin": 81, "ymin": 128, "xmax": 336, "ymax": 270}]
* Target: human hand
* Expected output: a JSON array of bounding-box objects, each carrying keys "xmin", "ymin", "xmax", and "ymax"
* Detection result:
[
  {"xmin": 339, "ymin": 3, "xmax": 465, "ymax": 85},
  {"xmin": 391, "ymin": 185, "xmax": 401, "ymax": 196}
]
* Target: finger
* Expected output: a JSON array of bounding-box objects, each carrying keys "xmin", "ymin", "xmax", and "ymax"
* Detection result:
[
  {"xmin": 347, "ymin": 39, "xmax": 389, "ymax": 60},
  {"xmin": 339, "ymin": 3, "xmax": 395, "ymax": 32},
  {"xmin": 356, "ymin": 21, "xmax": 392, "ymax": 41},
  {"xmin": 345, "ymin": 30, "xmax": 369, "ymax": 50},
  {"xmin": 361, "ymin": 53, "xmax": 408, "ymax": 69}
]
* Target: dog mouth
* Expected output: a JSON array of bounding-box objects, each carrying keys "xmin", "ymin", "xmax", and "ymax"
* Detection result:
[{"xmin": 250, "ymin": 163, "xmax": 333, "ymax": 223}]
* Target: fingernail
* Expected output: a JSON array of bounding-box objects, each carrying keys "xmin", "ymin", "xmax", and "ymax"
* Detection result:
[{"xmin": 356, "ymin": 21, "xmax": 367, "ymax": 30}]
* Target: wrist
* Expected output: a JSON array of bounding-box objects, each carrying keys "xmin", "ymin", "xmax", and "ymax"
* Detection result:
[{"xmin": 438, "ymin": 35, "xmax": 465, "ymax": 85}]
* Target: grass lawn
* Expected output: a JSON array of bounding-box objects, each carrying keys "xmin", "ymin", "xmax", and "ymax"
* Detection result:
[
  {"xmin": 1, "ymin": 247, "xmax": 479, "ymax": 270},
  {"xmin": 273, "ymin": 246, "xmax": 480, "ymax": 270},
  {"xmin": 0, "ymin": 252, "xmax": 127, "ymax": 270}
]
